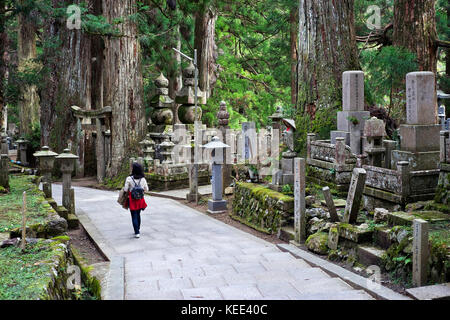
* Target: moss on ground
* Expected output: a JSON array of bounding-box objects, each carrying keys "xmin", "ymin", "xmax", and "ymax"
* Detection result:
[
  {"xmin": 0, "ymin": 175, "xmax": 50, "ymax": 233},
  {"xmin": 0, "ymin": 240, "xmax": 64, "ymax": 300}
]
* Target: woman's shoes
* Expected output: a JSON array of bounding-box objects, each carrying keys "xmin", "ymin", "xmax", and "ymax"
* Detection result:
[{"xmin": 135, "ymin": 233, "xmax": 140, "ymax": 238}]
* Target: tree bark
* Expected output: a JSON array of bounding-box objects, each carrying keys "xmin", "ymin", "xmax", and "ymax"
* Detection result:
[
  {"xmin": 40, "ymin": 0, "xmax": 93, "ymax": 150},
  {"xmin": 393, "ymin": 0, "xmax": 437, "ymax": 73},
  {"xmin": 0, "ymin": 1, "xmax": 7, "ymax": 133},
  {"xmin": 18, "ymin": 0, "xmax": 40, "ymax": 136},
  {"xmin": 290, "ymin": 5, "xmax": 298, "ymax": 108},
  {"xmin": 297, "ymin": 0, "xmax": 360, "ymax": 115},
  {"xmin": 102, "ymin": 0, "xmax": 146, "ymax": 177},
  {"xmin": 194, "ymin": 5, "xmax": 218, "ymax": 98}
]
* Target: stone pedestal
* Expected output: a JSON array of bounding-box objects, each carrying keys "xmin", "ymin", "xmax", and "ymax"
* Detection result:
[
  {"xmin": 16, "ymin": 138, "xmax": 29, "ymax": 166},
  {"xmin": 56, "ymin": 149, "xmax": 78, "ymax": 214},
  {"xmin": 363, "ymin": 117, "xmax": 386, "ymax": 167},
  {"xmin": 0, "ymin": 154, "xmax": 9, "ymax": 190},
  {"xmin": 33, "ymin": 146, "xmax": 58, "ymax": 198},
  {"xmin": 281, "ymin": 153, "xmax": 296, "ymax": 185},
  {"xmin": 205, "ymin": 138, "xmax": 230, "ymax": 214},
  {"xmin": 399, "ymin": 125, "xmax": 441, "ymax": 152}
]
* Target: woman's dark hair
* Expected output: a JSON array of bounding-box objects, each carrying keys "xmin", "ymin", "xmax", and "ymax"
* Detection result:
[{"xmin": 131, "ymin": 162, "xmax": 145, "ymax": 179}]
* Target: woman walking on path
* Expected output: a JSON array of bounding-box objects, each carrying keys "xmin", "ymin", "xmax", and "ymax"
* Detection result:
[{"xmin": 124, "ymin": 162, "xmax": 149, "ymax": 238}]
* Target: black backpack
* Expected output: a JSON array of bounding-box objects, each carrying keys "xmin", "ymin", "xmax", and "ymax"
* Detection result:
[{"xmin": 130, "ymin": 177, "xmax": 144, "ymax": 200}]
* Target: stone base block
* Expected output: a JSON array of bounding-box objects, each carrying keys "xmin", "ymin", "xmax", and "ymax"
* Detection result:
[
  {"xmin": 357, "ymin": 245, "xmax": 385, "ymax": 266},
  {"xmin": 391, "ymin": 150, "xmax": 440, "ymax": 171},
  {"xmin": 67, "ymin": 214, "xmax": 79, "ymax": 230},
  {"xmin": 282, "ymin": 158, "xmax": 294, "ymax": 173},
  {"xmin": 337, "ymin": 111, "xmax": 371, "ymax": 132},
  {"xmin": 399, "ymin": 124, "xmax": 440, "ymax": 152},
  {"xmin": 337, "ymin": 223, "xmax": 373, "ymax": 243},
  {"xmin": 331, "ymin": 131, "xmax": 350, "ymax": 146},
  {"xmin": 282, "ymin": 174, "xmax": 294, "ymax": 185},
  {"xmin": 207, "ymin": 199, "xmax": 228, "ymax": 214},
  {"xmin": 186, "ymin": 192, "xmax": 200, "ymax": 202}
]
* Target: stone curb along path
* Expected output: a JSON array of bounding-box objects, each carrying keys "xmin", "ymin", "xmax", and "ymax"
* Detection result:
[
  {"xmin": 76, "ymin": 207, "xmax": 125, "ymax": 300},
  {"xmin": 51, "ymin": 185, "xmax": 397, "ymax": 300}
]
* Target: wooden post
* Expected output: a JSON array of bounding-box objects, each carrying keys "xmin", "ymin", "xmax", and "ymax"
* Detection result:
[{"xmin": 21, "ymin": 191, "xmax": 27, "ymax": 251}]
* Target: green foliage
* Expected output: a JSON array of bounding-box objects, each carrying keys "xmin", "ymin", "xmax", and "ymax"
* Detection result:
[
  {"xmin": 281, "ymin": 184, "xmax": 293, "ymax": 195},
  {"xmin": 360, "ymin": 46, "xmax": 418, "ymax": 119},
  {"xmin": 294, "ymin": 107, "xmax": 338, "ymax": 156}
]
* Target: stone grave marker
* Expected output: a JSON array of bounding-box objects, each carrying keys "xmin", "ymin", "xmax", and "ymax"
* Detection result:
[
  {"xmin": 322, "ymin": 186, "xmax": 339, "ymax": 222},
  {"xmin": 294, "ymin": 158, "xmax": 306, "ymax": 243},
  {"xmin": 344, "ymin": 168, "xmax": 367, "ymax": 223},
  {"xmin": 328, "ymin": 227, "xmax": 339, "ymax": 250},
  {"xmin": 413, "ymin": 218, "xmax": 429, "ymax": 287}
]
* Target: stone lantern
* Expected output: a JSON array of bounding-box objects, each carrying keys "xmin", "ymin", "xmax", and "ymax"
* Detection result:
[
  {"xmin": 33, "ymin": 146, "xmax": 58, "ymax": 198},
  {"xmin": 203, "ymin": 136, "xmax": 230, "ymax": 214},
  {"xmin": 160, "ymin": 134, "xmax": 175, "ymax": 164},
  {"xmin": 139, "ymin": 134, "xmax": 155, "ymax": 168},
  {"xmin": 56, "ymin": 148, "xmax": 79, "ymax": 214},
  {"xmin": 1, "ymin": 132, "xmax": 8, "ymax": 155},
  {"xmin": 16, "ymin": 137, "xmax": 29, "ymax": 166}
]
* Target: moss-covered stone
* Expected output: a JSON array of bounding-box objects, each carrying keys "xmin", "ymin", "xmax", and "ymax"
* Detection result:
[
  {"xmin": 232, "ymin": 183, "xmax": 294, "ymax": 235},
  {"xmin": 337, "ymin": 223, "xmax": 373, "ymax": 243},
  {"xmin": 305, "ymin": 232, "xmax": 329, "ymax": 255},
  {"xmin": 387, "ymin": 211, "xmax": 450, "ymax": 226}
]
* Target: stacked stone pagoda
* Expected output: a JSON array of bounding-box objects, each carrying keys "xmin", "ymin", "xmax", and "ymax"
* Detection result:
[
  {"xmin": 176, "ymin": 62, "xmax": 206, "ymax": 124},
  {"xmin": 149, "ymin": 73, "xmax": 174, "ymax": 134}
]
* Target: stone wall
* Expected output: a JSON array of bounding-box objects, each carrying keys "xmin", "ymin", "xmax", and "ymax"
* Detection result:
[{"xmin": 232, "ymin": 182, "xmax": 294, "ymax": 234}]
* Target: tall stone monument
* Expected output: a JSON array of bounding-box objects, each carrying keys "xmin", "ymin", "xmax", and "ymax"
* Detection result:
[
  {"xmin": 331, "ymin": 71, "xmax": 370, "ymax": 155},
  {"xmin": 281, "ymin": 119, "xmax": 297, "ymax": 185},
  {"xmin": 392, "ymin": 72, "xmax": 440, "ymax": 170}
]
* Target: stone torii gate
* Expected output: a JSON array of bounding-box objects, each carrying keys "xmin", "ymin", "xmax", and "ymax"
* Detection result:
[{"xmin": 71, "ymin": 106, "xmax": 112, "ymax": 183}]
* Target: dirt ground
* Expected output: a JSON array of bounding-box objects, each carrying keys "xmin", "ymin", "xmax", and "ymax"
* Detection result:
[{"xmin": 67, "ymin": 225, "xmax": 107, "ymax": 265}]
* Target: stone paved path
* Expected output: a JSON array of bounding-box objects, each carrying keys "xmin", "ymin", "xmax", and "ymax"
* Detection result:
[{"xmin": 53, "ymin": 185, "xmax": 374, "ymax": 300}]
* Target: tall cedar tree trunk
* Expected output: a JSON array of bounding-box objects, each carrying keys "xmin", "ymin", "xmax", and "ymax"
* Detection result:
[
  {"xmin": 194, "ymin": 5, "xmax": 218, "ymax": 98},
  {"xmin": 290, "ymin": 6, "xmax": 298, "ymax": 108},
  {"xmin": 297, "ymin": 0, "xmax": 359, "ymax": 116},
  {"xmin": 103, "ymin": 0, "xmax": 146, "ymax": 178},
  {"xmin": 40, "ymin": 0, "xmax": 93, "ymax": 150},
  {"xmin": 393, "ymin": 0, "xmax": 437, "ymax": 73},
  {"xmin": 18, "ymin": 1, "xmax": 40, "ymax": 136},
  {"xmin": 0, "ymin": 1, "xmax": 7, "ymax": 132}
]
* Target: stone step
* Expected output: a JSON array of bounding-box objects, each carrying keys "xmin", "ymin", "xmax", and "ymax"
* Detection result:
[
  {"xmin": 373, "ymin": 227, "xmax": 393, "ymax": 249},
  {"xmin": 278, "ymin": 226, "xmax": 295, "ymax": 242},
  {"xmin": 357, "ymin": 245, "xmax": 386, "ymax": 266},
  {"xmin": 67, "ymin": 214, "xmax": 80, "ymax": 230},
  {"xmin": 260, "ymin": 258, "xmax": 311, "ymax": 271},
  {"xmin": 291, "ymin": 277, "xmax": 353, "ymax": 294},
  {"xmin": 337, "ymin": 223, "xmax": 373, "ymax": 243},
  {"xmin": 287, "ymin": 267, "xmax": 331, "ymax": 281},
  {"xmin": 320, "ymin": 198, "xmax": 347, "ymax": 208},
  {"xmin": 387, "ymin": 211, "xmax": 450, "ymax": 227},
  {"xmin": 292, "ymin": 289, "xmax": 374, "ymax": 300},
  {"xmin": 406, "ymin": 283, "xmax": 450, "ymax": 300}
]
